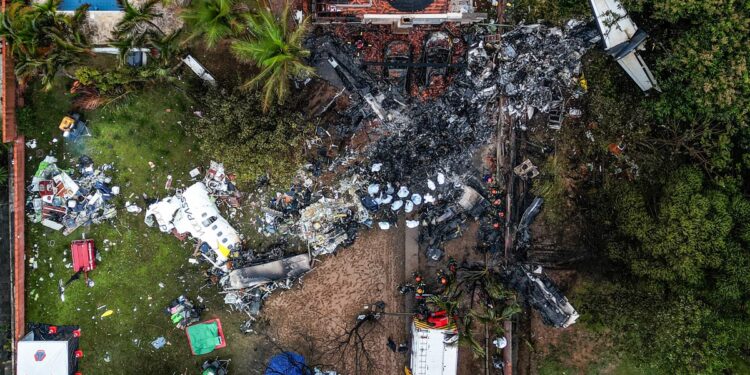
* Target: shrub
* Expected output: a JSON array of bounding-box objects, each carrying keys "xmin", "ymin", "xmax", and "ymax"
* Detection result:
[{"xmin": 189, "ymin": 88, "xmax": 312, "ymax": 185}]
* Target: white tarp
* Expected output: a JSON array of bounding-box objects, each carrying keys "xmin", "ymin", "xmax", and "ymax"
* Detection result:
[{"xmin": 17, "ymin": 340, "xmax": 70, "ymax": 375}]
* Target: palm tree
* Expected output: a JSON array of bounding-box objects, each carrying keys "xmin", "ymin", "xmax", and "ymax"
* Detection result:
[
  {"xmin": 111, "ymin": 0, "xmax": 186, "ymax": 68},
  {"xmin": 148, "ymin": 29, "xmax": 182, "ymax": 65},
  {"xmin": 440, "ymin": 264, "xmax": 520, "ymax": 359},
  {"xmin": 231, "ymin": 4, "xmax": 314, "ymax": 111},
  {"xmin": 115, "ymin": 0, "xmax": 164, "ymax": 38},
  {"xmin": 0, "ymin": 0, "xmax": 91, "ymax": 90},
  {"xmin": 180, "ymin": 0, "xmax": 237, "ymax": 48}
]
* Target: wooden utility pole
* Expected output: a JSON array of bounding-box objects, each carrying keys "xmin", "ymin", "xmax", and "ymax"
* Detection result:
[{"xmin": 502, "ymin": 115, "xmax": 515, "ymax": 375}]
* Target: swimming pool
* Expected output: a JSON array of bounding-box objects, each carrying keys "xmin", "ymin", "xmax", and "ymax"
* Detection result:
[{"xmin": 59, "ymin": 0, "xmax": 121, "ymax": 11}]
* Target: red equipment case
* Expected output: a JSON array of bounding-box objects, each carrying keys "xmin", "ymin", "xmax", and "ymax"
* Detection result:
[{"xmin": 70, "ymin": 240, "xmax": 96, "ymax": 272}]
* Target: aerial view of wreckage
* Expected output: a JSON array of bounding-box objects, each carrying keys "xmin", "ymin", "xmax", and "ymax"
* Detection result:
[{"xmin": 1, "ymin": 0, "xmax": 743, "ymax": 373}]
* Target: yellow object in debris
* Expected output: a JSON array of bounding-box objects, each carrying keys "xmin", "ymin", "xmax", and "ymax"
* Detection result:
[
  {"xmin": 579, "ymin": 74, "xmax": 588, "ymax": 92},
  {"xmin": 59, "ymin": 116, "xmax": 75, "ymax": 131},
  {"xmin": 404, "ymin": 366, "xmax": 413, "ymax": 375},
  {"xmin": 101, "ymin": 310, "xmax": 114, "ymax": 318},
  {"xmin": 217, "ymin": 243, "xmax": 231, "ymax": 258}
]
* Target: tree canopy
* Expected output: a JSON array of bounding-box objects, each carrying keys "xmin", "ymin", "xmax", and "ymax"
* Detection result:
[
  {"xmin": 586, "ymin": 165, "xmax": 750, "ymax": 373},
  {"xmin": 0, "ymin": 0, "xmax": 91, "ymax": 90},
  {"xmin": 180, "ymin": 0, "xmax": 238, "ymax": 48},
  {"xmin": 189, "ymin": 88, "xmax": 312, "ymax": 185},
  {"xmin": 231, "ymin": 4, "xmax": 314, "ymax": 111}
]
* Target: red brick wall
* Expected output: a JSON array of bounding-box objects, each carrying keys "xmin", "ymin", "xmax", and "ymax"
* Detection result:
[
  {"xmin": 12, "ymin": 135, "xmax": 24, "ymax": 342},
  {"xmin": 1, "ymin": 2, "xmax": 16, "ymax": 143},
  {"xmin": 1, "ymin": 0, "xmax": 25, "ymax": 346}
]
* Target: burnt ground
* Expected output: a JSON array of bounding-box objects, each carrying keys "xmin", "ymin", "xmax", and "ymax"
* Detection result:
[
  {"xmin": 187, "ymin": 40, "xmax": 248, "ymax": 86},
  {"xmin": 245, "ymin": 22, "xmax": 608, "ymax": 375}
]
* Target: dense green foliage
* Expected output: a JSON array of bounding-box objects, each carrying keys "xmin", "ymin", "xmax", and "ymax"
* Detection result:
[
  {"xmin": 181, "ymin": 0, "xmax": 239, "ymax": 47},
  {"xmin": 611, "ymin": 0, "xmax": 750, "ymax": 173},
  {"xmin": 231, "ymin": 5, "xmax": 314, "ymax": 111},
  {"xmin": 584, "ymin": 166, "xmax": 750, "ymax": 373},
  {"xmin": 0, "ymin": 0, "xmax": 90, "ymax": 90},
  {"xmin": 607, "ymin": 167, "xmax": 750, "ymax": 292},
  {"xmin": 189, "ymin": 89, "xmax": 312, "ymax": 184},
  {"xmin": 573, "ymin": 0, "xmax": 750, "ymax": 372}
]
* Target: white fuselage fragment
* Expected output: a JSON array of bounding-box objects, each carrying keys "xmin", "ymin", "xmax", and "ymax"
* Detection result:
[
  {"xmin": 145, "ymin": 182, "xmax": 240, "ymax": 265},
  {"xmin": 589, "ymin": 0, "xmax": 661, "ymax": 91}
]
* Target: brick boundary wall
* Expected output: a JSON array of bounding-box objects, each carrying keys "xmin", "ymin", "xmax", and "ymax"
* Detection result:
[
  {"xmin": 2, "ymin": 35, "xmax": 16, "ymax": 144},
  {"xmin": 12, "ymin": 136, "xmax": 23, "ymax": 343},
  {"xmin": 1, "ymin": 0, "xmax": 26, "ymax": 365}
]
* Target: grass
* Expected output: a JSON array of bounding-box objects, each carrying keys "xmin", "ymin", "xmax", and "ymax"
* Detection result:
[{"xmin": 21, "ymin": 80, "xmax": 270, "ymax": 373}]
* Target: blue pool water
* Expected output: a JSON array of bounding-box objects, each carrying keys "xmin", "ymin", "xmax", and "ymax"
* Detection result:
[{"xmin": 59, "ymin": 0, "xmax": 121, "ymax": 11}]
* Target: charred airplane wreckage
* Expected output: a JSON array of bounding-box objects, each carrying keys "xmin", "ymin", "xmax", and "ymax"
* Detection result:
[
  {"xmin": 251, "ymin": 23, "xmax": 595, "ymax": 327},
  {"xmin": 149, "ymin": 23, "xmax": 591, "ymax": 328},
  {"xmin": 506, "ymin": 264, "xmax": 580, "ymax": 328},
  {"xmin": 145, "ymin": 181, "xmax": 242, "ymax": 270},
  {"xmin": 143, "ymin": 162, "xmax": 314, "ymax": 319}
]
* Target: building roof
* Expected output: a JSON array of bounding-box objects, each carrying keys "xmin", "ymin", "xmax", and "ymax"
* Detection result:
[
  {"xmin": 409, "ymin": 322, "xmax": 459, "ymax": 375},
  {"xmin": 17, "ymin": 340, "xmax": 70, "ymax": 375},
  {"xmin": 312, "ymin": 0, "xmax": 487, "ymax": 25}
]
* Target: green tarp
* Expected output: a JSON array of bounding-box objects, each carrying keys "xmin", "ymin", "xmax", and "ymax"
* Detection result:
[{"xmin": 187, "ymin": 322, "xmax": 221, "ymax": 355}]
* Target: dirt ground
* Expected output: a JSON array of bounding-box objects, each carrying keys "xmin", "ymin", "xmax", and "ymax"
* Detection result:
[
  {"xmin": 516, "ymin": 270, "xmax": 612, "ymax": 375},
  {"xmin": 260, "ymin": 210, "xmax": 499, "ymax": 374},
  {"xmin": 262, "ymin": 219, "xmax": 410, "ymax": 374}
]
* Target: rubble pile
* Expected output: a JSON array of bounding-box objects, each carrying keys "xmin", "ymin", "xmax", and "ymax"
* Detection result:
[
  {"xmin": 165, "ymin": 295, "xmax": 204, "ymax": 330},
  {"xmin": 493, "ymin": 21, "xmax": 601, "ymax": 117},
  {"xmin": 415, "ymin": 178, "xmax": 509, "ymax": 260},
  {"xmin": 27, "ymin": 155, "xmax": 118, "ymax": 235},
  {"xmin": 261, "ymin": 175, "xmax": 370, "ymax": 255},
  {"xmin": 260, "ymin": 23, "xmax": 599, "ymax": 258},
  {"xmin": 203, "ymin": 161, "xmax": 242, "ymax": 208},
  {"xmin": 310, "ymin": 22, "xmax": 599, "ymax": 190}
]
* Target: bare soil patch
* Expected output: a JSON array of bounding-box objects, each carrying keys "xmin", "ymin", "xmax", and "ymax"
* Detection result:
[{"xmin": 263, "ymin": 221, "xmax": 410, "ymax": 374}]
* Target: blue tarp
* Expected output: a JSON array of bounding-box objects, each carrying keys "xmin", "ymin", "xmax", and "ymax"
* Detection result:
[{"xmin": 264, "ymin": 352, "xmax": 307, "ymax": 375}]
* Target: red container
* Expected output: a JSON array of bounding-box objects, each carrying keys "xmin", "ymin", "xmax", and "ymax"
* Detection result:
[{"xmin": 70, "ymin": 240, "xmax": 96, "ymax": 272}]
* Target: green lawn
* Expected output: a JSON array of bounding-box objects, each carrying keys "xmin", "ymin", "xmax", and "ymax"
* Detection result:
[{"xmin": 21, "ymin": 81, "xmax": 269, "ymax": 373}]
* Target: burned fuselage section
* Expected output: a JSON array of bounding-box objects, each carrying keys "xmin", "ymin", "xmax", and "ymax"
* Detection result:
[{"xmin": 505, "ymin": 264, "xmax": 580, "ymax": 328}]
